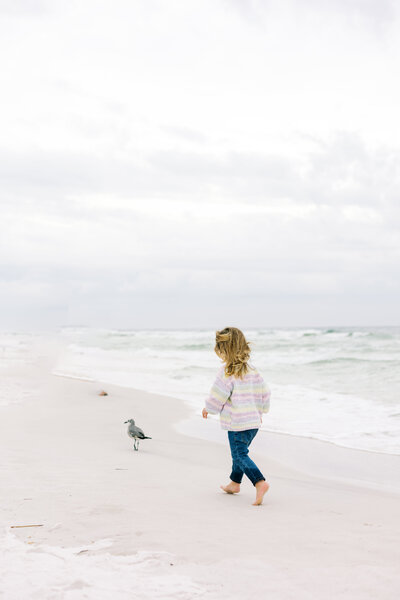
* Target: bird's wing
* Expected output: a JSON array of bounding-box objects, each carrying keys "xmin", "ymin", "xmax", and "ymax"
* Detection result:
[{"xmin": 134, "ymin": 427, "xmax": 146, "ymax": 438}]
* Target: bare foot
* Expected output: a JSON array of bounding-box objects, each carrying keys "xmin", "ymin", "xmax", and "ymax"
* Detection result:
[
  {"xmin": 252, "ymin": 480, "xmax": 270, "ymax": 505},
  {"xmin": 220, "ymin": 481, "xmax": 241, "ymax": 494}
]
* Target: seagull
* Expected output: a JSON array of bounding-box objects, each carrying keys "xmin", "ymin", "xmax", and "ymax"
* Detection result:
[{"xmin": 124, "ymin": 419, "xmax": 152, "ymax": 451}]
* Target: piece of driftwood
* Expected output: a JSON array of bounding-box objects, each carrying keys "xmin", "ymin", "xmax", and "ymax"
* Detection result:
[{"xmin": 10, "ymin": 524, "xmax": 44, "ymax": 528}]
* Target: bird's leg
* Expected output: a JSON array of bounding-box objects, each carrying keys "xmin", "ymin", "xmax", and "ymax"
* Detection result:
[
  {"xmin": 137, "ymin": 440, "xmax": 140, "ymax": 451},
  {"xmin": 134, "ymin": 439, "xmax": 138, "ymax": 451}
]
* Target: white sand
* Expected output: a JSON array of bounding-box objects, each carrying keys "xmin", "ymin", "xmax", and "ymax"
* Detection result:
[{"xmin": 1, "ymin": 361, "xmax": 400, "ymax": 599}]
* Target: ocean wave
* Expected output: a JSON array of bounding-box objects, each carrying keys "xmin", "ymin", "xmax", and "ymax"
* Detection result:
[
  {"xmin": 305, "ymin": 356, "xmax": 400, "ymax": 366},
  {"xmin": 50, "ymin": 327, "xmax": 400, "ymax": 455}
]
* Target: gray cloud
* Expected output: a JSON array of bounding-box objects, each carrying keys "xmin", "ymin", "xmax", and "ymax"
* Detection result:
[
  {"xmin": 0, "ymin": 0, "xmax": 48, "ymax": 16},
  {"xmin": 1, "ymin": 0, "xmax": 399, "ymax": 329},
  {"xmin": 159, "ymin": 125, "xmax": 208, "ymax": 144},
  {"xmin": 4, "ymin": 130, "xmax": 398, "ymax": 210},
  {"xmin": 315, "ymin": 0, "xmax": 396, "ymax": 29},
  {"xmin": 227, "ymin": 0, "xmax": 397, "ymax": 31}
]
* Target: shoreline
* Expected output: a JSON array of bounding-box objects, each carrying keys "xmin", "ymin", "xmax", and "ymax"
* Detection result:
[
  {"xmin": 52, "ymin": 370, "xmax": 400, "ymax": 459},
  {"xmin": 52, "ymin": 373, "xmax": 400, "ymax": 496},
  {"xmin": 51, "ymin": 373, "xmax": 400, "ymax": 495},
  {"xmin": 176, "ymin": 414, "xmax": 400, "ymax": 496},
  {"xmin": 2, "ymin": 365, "xmax": 400, "ymax": 598}
]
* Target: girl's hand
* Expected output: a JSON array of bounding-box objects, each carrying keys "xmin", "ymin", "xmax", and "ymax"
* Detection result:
[{"xmin": 202, "ymin": 408, "xmax": 208, "ymax": 419}]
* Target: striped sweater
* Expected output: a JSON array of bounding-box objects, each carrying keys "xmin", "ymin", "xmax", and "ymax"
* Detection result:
[{"xmin": 205, "ymin": 363, "xmax": 271, "ymax": 431}]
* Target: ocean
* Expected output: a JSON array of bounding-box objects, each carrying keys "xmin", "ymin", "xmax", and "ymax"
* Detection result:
[{"xmin": 2, "ymin": 327, "xmax": 400, "ymax": 455}]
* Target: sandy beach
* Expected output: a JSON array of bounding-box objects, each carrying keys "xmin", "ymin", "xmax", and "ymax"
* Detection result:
[{"xmin": 1, "ymin": 359, "xmax": 400, "ymax": 599}]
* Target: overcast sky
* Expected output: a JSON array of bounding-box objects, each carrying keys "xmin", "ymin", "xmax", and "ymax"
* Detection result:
[{"xmin": 1, "ymin": 0, "xmax": 399, "ymax": 330}]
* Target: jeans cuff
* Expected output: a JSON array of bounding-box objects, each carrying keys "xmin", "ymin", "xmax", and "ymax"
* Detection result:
[{"xmin": 253, "ymin": 477, "xmax": 265, "ymax": 487}]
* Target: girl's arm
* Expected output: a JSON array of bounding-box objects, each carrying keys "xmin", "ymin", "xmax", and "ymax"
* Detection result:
[
  {"xmin": 256, "ymin": 380, "xmax": 271, "ymax": 418},
  {"xmin": 203, "ymin": 368, "xmax": 233, "ymax": 416},
  {"xmin": 260, "ymin": 382, "xmax": 271, "ymax": 414}
]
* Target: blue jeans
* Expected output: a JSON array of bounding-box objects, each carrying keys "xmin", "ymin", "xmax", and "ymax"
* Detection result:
[{"xmin": 228, "ymin": 429, "xmax": 265, "ymax": 486}]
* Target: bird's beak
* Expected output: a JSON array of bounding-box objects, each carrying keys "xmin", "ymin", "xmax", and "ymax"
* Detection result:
[{"xmin": 124, "ymin": 420, "xmax": 128, "ymax": 423}]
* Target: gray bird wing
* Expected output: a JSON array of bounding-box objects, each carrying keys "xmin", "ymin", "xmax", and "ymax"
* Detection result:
[
  {"xmin": 127, "ymin": 425, "xmax": 137, "ymax": 438},
  {"xmin": 128, "ymin": 425, "xmax": 146, "ymax": 438},
  {"xmin": 133, "ymin": 426, "xmax": 146, "ymax": 439}
]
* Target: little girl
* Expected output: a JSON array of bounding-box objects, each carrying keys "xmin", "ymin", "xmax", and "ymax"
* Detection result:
[{"xmin": 202, "ymin": 327, "xmax": 271, "ymax": 506}]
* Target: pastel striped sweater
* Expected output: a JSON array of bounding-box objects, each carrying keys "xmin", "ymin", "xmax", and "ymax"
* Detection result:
[{"xmin": 205, "ymin": 363, "xmax": 271, "ymax": 431}]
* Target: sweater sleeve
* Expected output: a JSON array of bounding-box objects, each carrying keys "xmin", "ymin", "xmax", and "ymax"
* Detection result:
[
  {"xmin": 205, "ymin": 368, "xmax": 233, "ymax": 415},
  {"xmin": 260, "ymin": 380, "xmax": 271, "ymax": 414}
]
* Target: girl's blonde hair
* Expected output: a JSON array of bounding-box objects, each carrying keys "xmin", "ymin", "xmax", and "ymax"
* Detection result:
[{"xmin": 214, "ymin": 327, "xmax": 251, "ymax": 379}]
